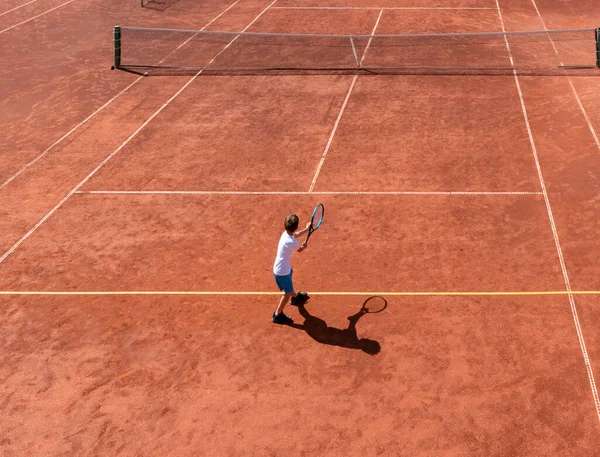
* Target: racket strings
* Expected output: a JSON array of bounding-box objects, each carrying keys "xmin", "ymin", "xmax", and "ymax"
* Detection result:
[{"xmin": 311, "ymin": 204, "xmax": 324, "ymax": 229}]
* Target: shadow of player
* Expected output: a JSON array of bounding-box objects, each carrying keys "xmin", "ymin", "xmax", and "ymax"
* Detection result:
[{"xmin": 290, "ymin": 298, "xmax": 386, "ymax": 355}]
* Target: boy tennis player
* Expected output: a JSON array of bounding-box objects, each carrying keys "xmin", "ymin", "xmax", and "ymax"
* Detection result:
[{"xmin": 272, "ymin": 214, "xmax": 311, "ymax": 325}]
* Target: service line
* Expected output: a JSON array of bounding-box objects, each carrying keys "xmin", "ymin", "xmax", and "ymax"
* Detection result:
[
  {"xmin": 75, "ymin": 190, "xmax": 543, "ymax": 196},
  {"xmin": 271, "ymin": 7, "xmax": 495, "ymax": 10}
]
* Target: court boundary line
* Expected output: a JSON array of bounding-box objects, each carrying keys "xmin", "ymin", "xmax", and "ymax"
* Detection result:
[
  {"xmin": 308, "ymin": 9, "xmax": 383, "ymax": 192},
  {"xmin": 2, "ymin": 290, "xmax": 600, "ymax": 296},
  {"xmin": 1, "ymin": 78, "xmax": 143, "ymax": 190},
  {"xmin": 495, "ymin": 0, "xmax": 600, "ymax": 422},
  {"xmin": 0, "ymin": 0, "xmax": 76, "ymax": 34},
  {"xmin": 0, "ymin": 0, "xmax": 243, "ymax": 191},
  {"xmin": 75, "ymin": 190, "xmax": 543, "ymax": 195},
  {"xmin": 0, "ymin": 0, "xmax": 41, "ymax": 17},
  {"xmin": 529, "ymin": 0, "xmax": 600, "ymax": 151},
  {"xmin": 271, "ymin": 6, "xmax": 496, "ymax": 10},
  {"xmin": 0, "ymin": 0, "xmax": 278, "ymax": 265},
  {"xmin": 529, "ymin": 0, "xmax": 600, "ymax": 423}
]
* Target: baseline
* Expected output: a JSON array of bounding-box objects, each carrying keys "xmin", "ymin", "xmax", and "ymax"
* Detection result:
[
  {"xmin": 75, "ymin": 190, "xmax": 542, "ymax": 195},
  {"xmin": 2, "ymin": 293, "xmax": 598, "ymax": 456},
  {"xmin": 274, "ymin": 0, "xmax": 496, "ymax": 9},
  {"xmin": 2, "ymin": 290, "xmax": 600, "ymax": 296},
  {"xmin": 271, "ymin": 6, "xmax": 496, "ymax": 9}
]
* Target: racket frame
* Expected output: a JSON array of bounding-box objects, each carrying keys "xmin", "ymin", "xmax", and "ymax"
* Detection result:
[
  {"xmin": 305, "ymin": 203, "xmax": 324, "ymax": 243},
  {"xmin": 361, "ymin": 296, "xmax": 388, "ymax": 314}
]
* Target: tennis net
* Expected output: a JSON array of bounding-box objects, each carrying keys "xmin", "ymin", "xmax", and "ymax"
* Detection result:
[{"xmin": 112, "ymin": 26, "xmax": 600, "ymax": 74}]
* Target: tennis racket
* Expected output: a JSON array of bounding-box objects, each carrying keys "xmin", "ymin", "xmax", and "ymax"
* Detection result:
[
  {"xmin": 305, "ymin": 203, "xmax": 324, "ymax": 243},
  {"xmin": 361, "ymin": 296, "xmax": 388, "ymax": 314}
]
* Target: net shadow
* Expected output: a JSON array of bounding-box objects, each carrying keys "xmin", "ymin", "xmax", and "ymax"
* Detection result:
[{"xmin": 115, "ymin": 65, "xmax": 600, "ymax": 77}]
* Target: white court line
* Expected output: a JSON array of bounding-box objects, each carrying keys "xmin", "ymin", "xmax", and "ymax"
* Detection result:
[
  {"xmin": 0, "ymin": 0, "xmax": 242, "ymax": 191},
  {"xmin": 2, "ymin": 290, "xmax": 600, "ymax": 296},
  {"xmin": 0, "ymin": 0, "xmax": 76, "ymax": 34},
  {"xmin": 495, "ymin": 0, "xmax": 600, "ymax": 423},
  {"xmin": 0, "ymin": 0, "xmax": 41, "ymax": 17},
  {"xmin": 1, "ymin": 79, "xmax": 142, "ymax": 190},
  {"xmin": 529, "ymin": 0, "xmax": 600, "ymax": 423},
  {"xmin": 75, "ymin": 190, "xmax": 543, "ymax": 196},
  {"xmin": 308, "ymin": 10, "xmax": 383, "ymax": 192},
  {"xmin": 360, "ymin": 9, "xmax": 382, "ymax": 65},
  {"xmin": 0, "ymin": 0, "xmax": 278, "ymax": 265},
  {"xmin": 529, "ymin": 0, "xmax": 600, "ymax": 151},
  {"xmin": 271, "ymin": 6, "xmax": 495, "ymax": 10},
  {"xmin": 308, "ymin": 77, "xmax": 357, "ymax": 193},
  {"xmin": 152, "ymin": 0, "xmax": 243, "ymax": 68}
]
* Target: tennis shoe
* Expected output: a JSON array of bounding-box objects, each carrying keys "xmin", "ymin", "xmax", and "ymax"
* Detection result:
[
  {"xmin": 291, "ymin": 292, "xmax": 310, "ymax": 306},
  {"xmin": 272, "ymin": 312, "xmax": 294, "ymax": 325}
]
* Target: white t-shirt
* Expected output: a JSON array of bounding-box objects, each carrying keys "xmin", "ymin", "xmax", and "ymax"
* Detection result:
[{"xmin": 273, "ymin": 231, "xmax": 300, "ymax": 275}]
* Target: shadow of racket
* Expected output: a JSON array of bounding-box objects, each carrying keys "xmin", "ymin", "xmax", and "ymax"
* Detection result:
[
  {"xmin": 290, "ymin": 296, "xmax": 388, "ymax": 355},
  {"xmin": 360, "ymin": 296, "xmax": 388, "ymax": 314}
]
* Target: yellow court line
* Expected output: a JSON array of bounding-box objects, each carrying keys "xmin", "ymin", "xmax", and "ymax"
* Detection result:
[{"xmin": 1, "ymin": 291, "xmax": 600, "ymax": 296}]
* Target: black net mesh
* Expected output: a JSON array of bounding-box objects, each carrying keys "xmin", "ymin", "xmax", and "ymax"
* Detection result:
[{"xmin": 115, "ymin": 26, "xmax": 600, "ymax": 75}]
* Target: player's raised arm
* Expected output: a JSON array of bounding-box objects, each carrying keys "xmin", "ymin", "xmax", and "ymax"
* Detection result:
[{"xmin": 293, "ymin": 222, "xmax": 311, "ymax": 239}]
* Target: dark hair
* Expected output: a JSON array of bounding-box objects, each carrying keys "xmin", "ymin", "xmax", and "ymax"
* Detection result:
[{"xmin": 284, "ymin": 214, "xmax": 299, "ymax": 232}]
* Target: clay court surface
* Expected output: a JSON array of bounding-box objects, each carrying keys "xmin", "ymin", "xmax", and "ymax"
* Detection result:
[{"xmin": 1, "ymin": 0, "xmax": 600, "ymax": 455}]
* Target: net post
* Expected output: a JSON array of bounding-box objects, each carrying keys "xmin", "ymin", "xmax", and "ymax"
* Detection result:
[
  {"xmin": 113, "ymin": 26, "xmax": 121, "ymax": 70},
  {"xmin": 596, "ymin": 28, "xmax": 600, "ymax": 68},
  {"xmin": 350, "ymin": 37, "xmax": 360, "ymax": 68}
]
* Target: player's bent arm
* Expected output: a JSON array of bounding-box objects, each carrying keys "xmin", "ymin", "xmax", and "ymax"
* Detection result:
[{"xmin": 293, "ymin": 224, "xmax": 311, "ymax": 238}]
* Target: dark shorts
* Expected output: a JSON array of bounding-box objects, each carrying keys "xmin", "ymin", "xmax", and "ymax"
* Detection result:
[{"xmin": 274, "ymin": 269, "xmax": 294, "ymax": 294}]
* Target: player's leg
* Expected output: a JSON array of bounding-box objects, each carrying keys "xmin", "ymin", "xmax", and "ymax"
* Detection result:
[
  {"xmin": 273, "ymin": 273, "xmax": 295, "ymax": 324},
  {"xmin": 275, "ymin": 291, "xmax": 294, "ymax": 315},
  {"xmin": 288, "ymin": 269, "xmax": 310, "ymax": 306}
]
